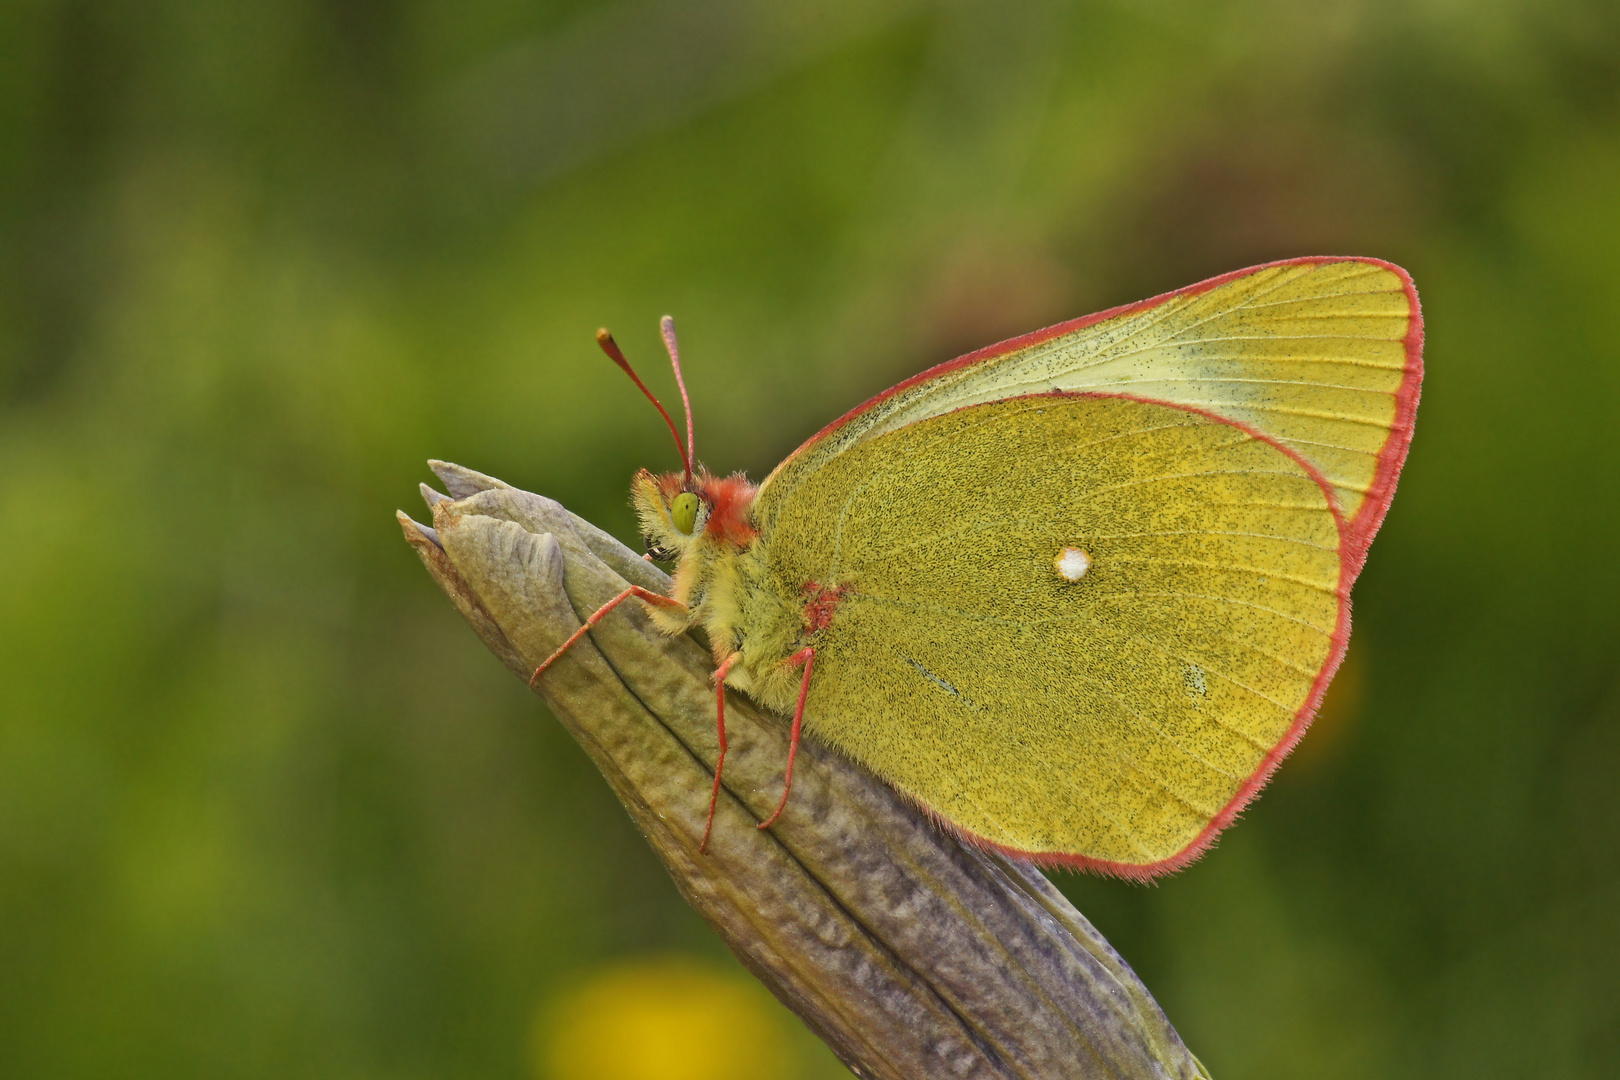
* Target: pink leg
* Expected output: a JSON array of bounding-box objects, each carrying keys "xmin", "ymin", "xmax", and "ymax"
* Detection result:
[
  {"xmin": 527, "ymin": 585, "xmax": 687, "ymax": 688},
  {"xmin": 700, "ymin": 651, "xmax": 742, "ymax": 854},
  {"xmin": 758, "ymin": 647, "xmax": 815, "ymax": 831}
]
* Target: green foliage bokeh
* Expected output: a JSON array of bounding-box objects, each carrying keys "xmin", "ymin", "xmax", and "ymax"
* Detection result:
[{"xmin": 2, "ymin": 1, "xmax": 1618, "ymax": 1077}]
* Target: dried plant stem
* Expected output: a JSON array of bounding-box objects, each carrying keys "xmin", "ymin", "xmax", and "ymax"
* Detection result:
[{"xmin": 399, "ymin": 461, "xmax": 1210, "ymax": 1080}]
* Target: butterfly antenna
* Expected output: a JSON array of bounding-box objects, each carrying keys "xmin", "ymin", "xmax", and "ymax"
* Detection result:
[
  {"xmin": 660, "ymin": 315, "xmax": 695, "ymax": 475},
  {"xmin": 596, "ymin": 328, "xmax": 692, "ymax": 484}
]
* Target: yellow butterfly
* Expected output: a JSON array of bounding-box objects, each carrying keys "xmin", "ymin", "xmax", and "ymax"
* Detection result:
[{"xmin": 532, "ymin": 257, "xmax": 1423, "ymax": 880}]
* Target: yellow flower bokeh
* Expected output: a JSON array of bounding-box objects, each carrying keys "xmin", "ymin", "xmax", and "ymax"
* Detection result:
[{"xmin": 535, "ymin": 957, "xmax": 791, "ymax": 1080}]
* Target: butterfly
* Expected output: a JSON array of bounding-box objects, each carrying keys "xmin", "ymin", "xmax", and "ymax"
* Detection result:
[{"xmin": 531, "ymin": 257, "xmax": 1423, "ymax": 880}]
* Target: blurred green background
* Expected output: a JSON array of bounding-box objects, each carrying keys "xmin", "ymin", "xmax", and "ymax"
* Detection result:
[{"xmin": 3, "ymin": 0, "xmax": 1619, "ymax": 1077}]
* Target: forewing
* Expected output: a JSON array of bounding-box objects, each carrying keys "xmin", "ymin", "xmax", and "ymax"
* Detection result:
[
  {"xmin": 760, "ymin": 395, "xmax": 1346, "ymax": 876},
  {"xmin": 760, "ymin": 257, "xmax": 1421, "ymax": 566}
]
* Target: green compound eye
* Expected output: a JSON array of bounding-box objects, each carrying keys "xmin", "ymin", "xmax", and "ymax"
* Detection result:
[{"xmin": 671, "ymin": 492, "xmax": 701, "ymax": 535}]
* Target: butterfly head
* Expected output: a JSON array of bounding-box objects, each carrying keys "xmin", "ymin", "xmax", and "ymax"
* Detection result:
[
  {"xmin": 599, "ymin": 316, "xmax": 760, "ymax": 561},
  {"xmin": 632, "ymin": 467, "xmax": 758, "ymax": 561}
]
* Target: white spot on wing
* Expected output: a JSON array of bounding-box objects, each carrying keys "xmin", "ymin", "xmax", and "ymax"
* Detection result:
[{"xmin": 1054, "ymin": 546, "xmax": 1092, "ymax": 582}]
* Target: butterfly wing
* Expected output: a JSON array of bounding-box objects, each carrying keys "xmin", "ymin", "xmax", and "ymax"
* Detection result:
[
  {"xmin": 759, "ymin": 394, "xmax": 1343, "ymax": 875},
  {"xmin": 749, "ymin": 258, "xmax": 1421, "ymax": 876},
  {"xmin": 760, "ymin": 257, "xmax": 1422, "ymax": 569}
]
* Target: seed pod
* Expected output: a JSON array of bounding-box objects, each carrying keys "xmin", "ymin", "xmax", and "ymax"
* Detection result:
[{"xmin": 399, "ymin": 461, "xmax": 1210, "ymax": 1080}]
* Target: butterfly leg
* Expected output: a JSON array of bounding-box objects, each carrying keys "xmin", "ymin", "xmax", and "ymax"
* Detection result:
[
  {"xmin": 527, "ymin": 585, "xmax": 687, "ymax": 689},
  {"xmin": 700, "ymin": 651, "xmax": 742, "ymax": 854},
  {"xmin": 758, "ymin": 647, "xmax": 815, "ymax": 831}
]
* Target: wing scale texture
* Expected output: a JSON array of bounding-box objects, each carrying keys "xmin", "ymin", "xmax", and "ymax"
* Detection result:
[{"xmin": 744, "ymin": 258, "xmax": 1420, "ymax": 874}]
